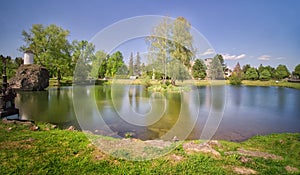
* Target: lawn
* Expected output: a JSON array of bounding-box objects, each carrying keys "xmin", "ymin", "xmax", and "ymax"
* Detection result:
[{"xmin": 0, "ymin": 120, "xmax": 299, "ymax": 174}]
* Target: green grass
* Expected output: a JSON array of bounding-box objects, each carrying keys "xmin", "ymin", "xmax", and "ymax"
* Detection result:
[
  {"xmin": 0, "ymin": 121, "xmax": 299, "ymax": 174},
  {"xmin": 48, "ymin": 77, "xmax": 300, "ymax": 90},
  {"xmin": 242, "ymin": 80, "xmax": 300, "ymax": 89}
]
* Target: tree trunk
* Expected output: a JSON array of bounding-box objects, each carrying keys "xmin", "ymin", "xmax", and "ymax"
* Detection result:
[{"xmin": 57, "ymin": 69, "xmax": 61, "ymax": 89}]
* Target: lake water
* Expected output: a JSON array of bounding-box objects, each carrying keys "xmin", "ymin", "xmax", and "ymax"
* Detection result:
[{"xmin": 15, "ymin": 85, "xmax": 300, "ymax": 141}]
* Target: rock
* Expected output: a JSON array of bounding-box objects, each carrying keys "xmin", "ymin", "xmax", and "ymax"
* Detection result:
[
  {"xmin": 67, "ymin": 125, "xmax": 75, "ymax": 131},
  {"xmin": 240, "ymin": 156, "xmax": 251, "ymax": 163},
  {"xmin": 30, "ymin": 125, "xmax": 39, "ymax": 131},
  {"xmin": 172, "ymin": 136, "xmax": 179, "ymax": 142},
  {"xmin": 207, "ymin": 140, "xmax": 222, "ymax": 148},
  {"xmin": 233, "ymin": 166, "xmax": 257, "ymax": 174},
  {"xmin": 9, "ymin": 64, "xmax": 49, "ymax": 91},
  {"xmin": 225, "ymin": 148, "xmax": 283, "ymax": 160},
  {"xmin": 183, "ymin": 141, "xmax": 221, "ymax": 157},
  {"xmin": 51, "ymin": 124, "xmax": 57, "ymax": 129},
  {"xmin": 285, "ymin": 166, "xmax": 299, "ymax": 173}
]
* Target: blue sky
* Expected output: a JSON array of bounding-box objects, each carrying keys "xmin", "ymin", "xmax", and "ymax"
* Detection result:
[{"xmin": 0, "ymin": 0, "xmax": 299, "ymax": 71}]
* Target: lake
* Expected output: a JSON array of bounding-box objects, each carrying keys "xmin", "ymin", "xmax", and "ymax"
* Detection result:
[{"xmin": 15, "ymin": 85, "xmax": 300, "ymax": 141}]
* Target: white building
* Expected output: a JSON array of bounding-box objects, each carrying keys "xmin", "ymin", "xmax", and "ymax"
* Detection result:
[{"xmin": 23, "ymin": 50, "xmax": 34, "ymax": 65}]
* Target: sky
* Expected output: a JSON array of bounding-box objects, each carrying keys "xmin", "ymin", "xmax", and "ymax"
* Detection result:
[{"xmin": 0, "ymin": 0, "xmax": 299, "ymax": 71}]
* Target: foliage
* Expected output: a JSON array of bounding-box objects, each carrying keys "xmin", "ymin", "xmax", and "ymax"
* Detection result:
[
  {"xmin": 264, "ymin": 65, "xmax": 276, "ymax": 79},
  {"xmin": 146, "ymin": 16, "xmax": 195, "ymax": 84},
  {"xmin": 91, "ymin": 50, "xmax": 107, "ymax": 79},
  {"xmin": 214, "ymin": 54, "xmax": 226, "ymax": 71},
  {"xmin": 242, "ymin": 64, "xmax": 251, "ymax": 74},
  {"xmin": 259, "ymin": 69, "xmax": 272, "ymax": 81},
  {"xmin": 106, "ymin": 51, "xmax": 124, "ymax": 77},
  {"xmin": 0, "ymin": 55, "xmax": 18, "ymax": 79},
  {"xmin": 171, "ymin": 16, "xmax": 194, "ymax": 68},
  {"xmin": 192, "ymin": 59, "xmax": 206, "ymax": 79},
  {"xmin": 275, "ymin": 64, "xmax": 290, "ymax": 80},
  {"xmin": 128, "ymin": 52, "xmax": 134, "ymax": 76},
  {"xmin": 244, "ymin": 67, "xmax": 258, "ymax": 80},
  {"xmin": 257, "ymin": 64, "xmax": 265, "ymax": 75},
  {"xmin": 19, "ymin": 24, "xmax": 72, "ymax": 78},
  {"xmin": 229, "ymin": 62, "xmax": 243, "ymax": 85},
  {"xmin": 209, "ymin": 55, "xmax": 224, "ymax": 80},
  {"xmin": 294, "ymin": 64, "xmax": 300, "ymax": 77},
  {"xmin": 134, "ymin": 52, "xmax": 141, "ymax": 76}
]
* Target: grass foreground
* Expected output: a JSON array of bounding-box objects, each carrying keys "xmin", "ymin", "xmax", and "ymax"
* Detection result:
[{"xmin": 0, "ymin": 120, "xmax": 299, "ymax": 174}]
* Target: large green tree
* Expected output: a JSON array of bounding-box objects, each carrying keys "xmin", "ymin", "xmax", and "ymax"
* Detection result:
[
  {"xmin": 244, "ymin": 67, "xmax": 258, "ymax": 80},
  {"xmin": 275, "ymin": 64, "xmax": 290, "ymax": 80},
  {"xmin": 91, "ymin": 50, "xmax": 107, "ymax": 79},
  {"xmin": 19, "ymin": 24, "xmax": 71, "ymax": 82},
  {"xmin": 294, "ymin": 64, "xmax": 300, "ymax": 77},
  {"xmin": 106, "ymin": 51, "xmax": 124, "ymax": 77},
  {"xmin": 192, "ymin": 59, "xmax": 206, "ymax": 79},
  {"xmin": 146, "ymin": 16, "xmax": 194, "ymax": 84},
  {"xmin": 259, "ymin": 69, "xmax": 272, "ymax": 81},
  {"xmin": 208, "ymin": 55, "xmax": 224, "ymax": 80},
  {"xmin": 242, "ymin": 64, "xmax": 251, "ymax": 74},
  {"xmin": 71, "ymin": 40, "xmax": 96, "ymax": 81}
]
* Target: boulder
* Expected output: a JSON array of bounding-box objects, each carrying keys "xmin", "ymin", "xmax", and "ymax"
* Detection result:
[{"xmin": 9, "ymin": 64, "xmax": 49, "ymax": 91}]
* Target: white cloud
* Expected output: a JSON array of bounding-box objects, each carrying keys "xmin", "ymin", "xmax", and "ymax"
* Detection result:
[
  {"xmin": 222, "ymin": 53, "xmax": 246, "ymax": 60},
  {"xmin": 276, "ymin": 57, "xmax": 286, "ymax": 60},
  {"xmin": 201, "ymin": 48, "xmax": 215, "ymax": 56},
  {"xmin": 258, "ymin": 55, "xmax": 271, "ymax": 61}
]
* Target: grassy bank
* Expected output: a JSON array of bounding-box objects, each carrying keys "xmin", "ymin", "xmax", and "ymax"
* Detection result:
[
  {"xmin": 48, "ymin": 78, "xmax": 300, "ymax": 90},
  {"xmin": 0, "ymin": 120, "xmax": 299, "ymax": 174},
  {"xmin": 242, "ymin": 80, "xmax": 300, "ymax": 89}
]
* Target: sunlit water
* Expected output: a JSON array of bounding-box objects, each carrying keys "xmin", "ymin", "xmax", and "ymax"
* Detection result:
[{"xmin": 15, "ymin": 85, "xmax": 300, "ymax": 141}]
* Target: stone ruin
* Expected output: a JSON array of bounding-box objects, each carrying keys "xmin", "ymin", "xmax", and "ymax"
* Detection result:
[{"xmin": 9, "ymin": 64, "xmax": 49, "ymax": 91}]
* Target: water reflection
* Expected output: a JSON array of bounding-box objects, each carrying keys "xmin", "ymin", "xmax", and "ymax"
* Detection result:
[{"xmin": 15, "ymin": 85, "xmax": 300, "ymax": 141}]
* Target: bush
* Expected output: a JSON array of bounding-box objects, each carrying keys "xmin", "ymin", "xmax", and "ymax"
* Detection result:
[{"xmin": 229, "ymin": 73, "xmax": 242, "ymax": 85}]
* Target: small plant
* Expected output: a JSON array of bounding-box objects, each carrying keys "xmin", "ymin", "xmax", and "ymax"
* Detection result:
[{"xmin": 124, "ymin": 132, "xmax": 135, "ymax": 138}]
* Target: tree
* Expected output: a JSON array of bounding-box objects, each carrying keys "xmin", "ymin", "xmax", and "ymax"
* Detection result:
[
  {"xmin": 14, "ymin": 57, "xmax": 24, "ymax": 67},
  {"xmin": 257, "ymin": 64, "xmax": 265, "ymax": 75},
  {"xmin": 146, "ymin": 17, "xmax": 171, "ymax": 82},
  {"xmin": 275, "ymin": 64, "xmax": 290, "ymax": 80},
  {"xmin": 0, "ymin": 55, "xmax": 17, "ymax": 79},
  {"xmin": 265, "ymin": 65, "xmax": 276, "ymax": 79},
  {"xmin": 19, "ymin": 24, "xmax": 72, "ymax": 82},
  {"xmin": 294, "ymin": 64, "xmax": 300, "ymax": 77},
  {"xmin": 214, "ymin": 54, "xmax": 226, "ymax": 71},
  {"xmin": 242, "ymin": 64, "xmax": 251, "ymax": 74},
  {"xmin": 106, "ymin": 51, "xmax": 124, "ymax": 77},
  {"xmin": 209, "ymin": 55, "xmax": 224, "ymax": 80},
  {"xmin": 192, "ymin": 59, "xmax": 206, "ymax": 79},
  {"xmin": 134, "ymin": 52, "xmax": 141, "ymax": 76},
  {"xmin": 259, "ymin": 69, "xmax": 271, "ymax": 81},
  {"xmin": 128, "ymin": 52, "xmax": 134, "ymax": 76},
  {"xmin": 245, "ymin": 67, "xmax": 258, "ymax": 80},
  {"xmin": 146, "ymin": 16, "xmax": 195, "ymax": 84},
  {"xmin": 71, "ymin": 40, "xmax": 95, "ymax": 82},
  {"xmin": 91, "ymin": 50, "xmax": 107, "ymax": 79},
  {"xmin": 171, "ymin": 16, "xmax": 194, "ymax": 68},
  {"xmin": 229, "ymin": 62, "xmax": 243, "ymax": 85}
]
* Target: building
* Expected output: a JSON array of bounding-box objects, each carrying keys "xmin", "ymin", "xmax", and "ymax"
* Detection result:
[{"xmin": 23, "ymin": 50, "xmax": 34, "ymax": 65}]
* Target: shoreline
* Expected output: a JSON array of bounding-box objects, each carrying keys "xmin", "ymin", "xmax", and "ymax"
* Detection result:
[{"xmin": 49, "ymin": 78, "xmax": 300, "ymax": 90}]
